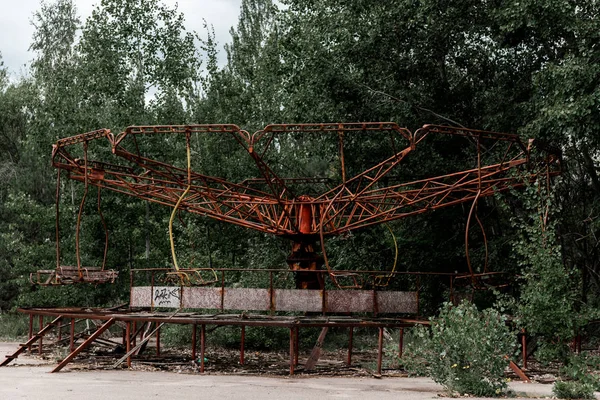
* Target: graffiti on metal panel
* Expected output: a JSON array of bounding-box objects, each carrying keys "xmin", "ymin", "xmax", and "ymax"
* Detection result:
[{"xmin": 154, "ymin": 287, "xmax": 180, "ymax": 306}]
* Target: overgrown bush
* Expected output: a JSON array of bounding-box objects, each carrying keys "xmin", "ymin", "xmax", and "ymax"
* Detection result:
[
  {"xmin": 560, "ymin": 354, "xmax": 600, "ymax": 390},
  {"xmin": 508, "ymin": 185, "xmax": 585, "ymax": 363},
  {"xmin": 553, "ymin": 381, "xmax": 595, "ymax": 399},
  {"xmin": 402, "ymin": 301, "xmax": 515, "ymax": 397}
]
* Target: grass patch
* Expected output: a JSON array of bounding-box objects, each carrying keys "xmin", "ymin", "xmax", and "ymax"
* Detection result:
[{"xmin": 0, "ymin": 312, "xmax": 29, "ymax": 341}]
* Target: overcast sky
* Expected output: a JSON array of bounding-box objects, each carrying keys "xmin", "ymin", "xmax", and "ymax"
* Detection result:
[{"xmin": 0, "ymin": 0, "xmax": 242, "ymax": 79}]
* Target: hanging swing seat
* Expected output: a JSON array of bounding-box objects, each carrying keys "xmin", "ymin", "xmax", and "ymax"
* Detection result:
[{"xmin": 30, "ymin": 266, "xmax": 118, "ymax": 286}]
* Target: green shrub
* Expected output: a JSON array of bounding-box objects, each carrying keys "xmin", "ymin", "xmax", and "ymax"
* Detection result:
[
  {"xmin": 401, "ymin": 301, "xmax": 515, "ymax": 397},
  {"xmin": 553, "ymin": 381, "xmax": 595, "ymax": 399},
  {"xmin": 559, "ymin": 354, "xmax": 600, "ymax": 391}
]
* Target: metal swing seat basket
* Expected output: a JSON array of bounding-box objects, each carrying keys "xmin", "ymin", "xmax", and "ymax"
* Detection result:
[{"xmin": 30, "ymin": 149, "xmax": 118, "ymax": 286}]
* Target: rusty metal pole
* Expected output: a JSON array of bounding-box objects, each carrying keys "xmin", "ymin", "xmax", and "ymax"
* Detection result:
[
  {"xmin": 52, "ymin": 319, "xmax": 115, "ymax": 373},
  {"xmin": 521, "ymin": 329, "xmax": 527, "ymax": 369},
  {"xmin": 289, "ymin": 328, "xmax": 295, "ymax": 375},
  {"xmin": 69, "ymin": 319, "xmax": 75, "ymax": 352},
  {"xmin": 399, "ymin": 328, "xmax": 404, "ymax": 358},
  {"xmin": 294, "ymin": 326, "xmax": 299, "ymax": 366},
  {"xmin": 377, "ymin": 327, "xmax": 384, "ymax": 375},
  {"xmin": 347, "ymin": 327, "xmax": 353, "ymax": 366},
  {"xmin": 27, "ymin": 314, "xmax": 33, "ymax": 354},
  {"xmin": 126, "ymin": 322, "xmax": 131, "ymax": 368},
  {"xmin": 192, "ymin": 324, "xmax": 197, "ymax": 360},
  {"xmin": 156, "ymin": 326, "xmax": 161, "ymax": 356},
  {"xmin": 38, "ymin": 315, "xmax": 43, "ymax": 355},
  {"xmin": 240, "ymin": 326, "xmax": 245, "ymax": 365},
  {"xmin": 200, "ymin": 325, "xmax": 206, "ymax": 373}
]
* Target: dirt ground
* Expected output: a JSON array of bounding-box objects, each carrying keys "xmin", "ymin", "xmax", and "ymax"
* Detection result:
[{"xmin": 0, "ymin": 341, "xmax": 573, "ymax": 399}]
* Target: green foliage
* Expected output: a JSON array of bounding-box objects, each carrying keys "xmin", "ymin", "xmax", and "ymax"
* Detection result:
[
  {"xmin": 553, "ymin": 381, "xmax": 595, "ymax": 400},
  {"xmin": 560, "ymin": 354, "xmax": 600, "ymax": 391},
  {"xmin": 402, "ymin": 301, "xmax": 515, "ymax": 397},
  {"xmin": 508, "ymin": 184, "xmax": 585, "ymax": 362}
]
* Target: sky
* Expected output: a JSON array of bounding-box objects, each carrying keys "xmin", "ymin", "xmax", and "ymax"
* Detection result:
[{"xmin": 0, "ymin": 0, "xmax": 242, "ymax": 79}]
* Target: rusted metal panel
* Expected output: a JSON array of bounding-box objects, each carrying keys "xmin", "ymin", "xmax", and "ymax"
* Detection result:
[
  {"xmin": 326, "ymin": 290, "xmax": 374, "ymax": 313},
  {"xmin": 152, "ymin": 286, "xmax": 181, "ymax": 308},
  {"xmin": 273, "ymin": 289, "xmax": 322, "ymax": 312},
  {"xmin": 376, "ymin": 291, "xmax": 418, "ymax": 314},
  {"xmin": 130, "ymin": 287, "xmax": 152, "ymax": 308},
  {"xmin": 223, "ymin": 288, "xmax": 270, "ymax": 311},
  {"xmin": 132, "ymin": 286, "xmax": 418, "ymax": 314},
  {"xmin": 181, "ymin": 287, "xmax": 222, "ymax": 309}
]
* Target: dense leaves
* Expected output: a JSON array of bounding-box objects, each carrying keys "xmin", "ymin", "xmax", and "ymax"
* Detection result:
[{"xmin": 402, "ymin": 301, "xmax": 516, "ymax": 396}]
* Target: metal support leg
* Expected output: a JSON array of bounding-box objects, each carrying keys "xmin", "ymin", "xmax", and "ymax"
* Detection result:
[
  {"xmin": 200, "ymin": 325, "xmax": 206, "ymax": 373},
  {"xmin": 126, "ymin": 322, "xmax": 131, "ymax": 368},
  {"xmin": 52, "ymin": 318, "xmax": 116, "ymax": 373},
  {"xmin": 70, "ymin": 319, "xmax": 75, "ymax": 352},
  {"xmin": 294, "ymin": 327, "xmax": 299, "ymax": 366},
  {"xmin": 192, "ymin": 324, "xmax": 197, "ymax": 360},
  {"xmin": 289, "ymin": 328, "xmax": 295, "ymax": 375},
  {"xmin": 27, "ymin": 314, "xmax": 33, "ymax": 354},
  {"xmin": 38, "ymin": 315, "xmax": 44, "ymax": 355},
  {"xmin": 347, "ymin": 327, "xmax": 353, "ymax": 366},
  {"xmin": 240, "ymin": 326, "xmax": 245, "ymax": 365},
  {"xmin": 377, "ymin": 327, "xmax": 383, "ymax": 375}
]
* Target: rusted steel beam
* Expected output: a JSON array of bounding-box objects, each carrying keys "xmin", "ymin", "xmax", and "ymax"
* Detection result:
[
  {"xmin": 240, "ymin": 326, "xmax": 245, "ymax": 365},
  {"xmin": 200, "ymin": 324, "xmax": 206, "ymax": 373},
  {"xmin": 126, "ymin": 322, "xmax": 131, "ymax": 368},
  {"xmin": 38, "ymin": 315, "xmax": 43, "ymax": 355},
  {"xmin": 347, "ymin": 327, "xmax": 354, "ymax": 366},
  {"xmin": 52, "ymin": 318, "xmax": 115, "ymax": 373},
  {"xmin": 1, "ymin": 315, "xmax": 63, "ymax": 367},
  {"xmin": 305, "ymin": 327, "xmax": 328, "ymax": 371},
  {"xmin": 27, "ymin": 314, "xmax": 33, "ymax": 354},
  {"xmin": 50, "ymin": 123, "xmax": 559, "ymax": 242},
  {"xmin": 289, "ymin": 328, "xmax": 295, "ymax": 375},
  {"xmin": 70, "ymin": 319, "xmax": 75, "ymax": 352},
  {"xmin": 294, "ymin": 326, "xmax": 300, "ymax": 366},
  {"xmin": 192, "ymin": 324, "xmax": 197, "ymax": 360},
  {"xmin": 377, "ymin": 327, "xmax": 384, "ymax": 375},
  {"xmin": 509, "ymin": 361, "xmax": 530, "ymax": 383}
]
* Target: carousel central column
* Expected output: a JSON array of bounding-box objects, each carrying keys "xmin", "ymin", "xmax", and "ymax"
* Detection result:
[{"xmin": 286, "ymin": 197, "xmax": 323, "ymax": 289}]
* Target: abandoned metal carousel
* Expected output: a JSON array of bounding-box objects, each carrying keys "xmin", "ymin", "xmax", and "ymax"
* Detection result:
[{"xmin": 1, "ymin": 123, "xmax": 560, "ymax": 376}]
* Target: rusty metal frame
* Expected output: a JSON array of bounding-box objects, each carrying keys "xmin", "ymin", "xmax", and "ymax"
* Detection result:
[
  {"xmin": 46, "ymin": 122, "xmax": 560, "ymax": 288},
  {"xmin": 50, "ymin": 123, "xmax": 560, "ymax": 238},
  {"xmin": 14, "ymin": 306, "xmax": 425, "ymax": 375}
]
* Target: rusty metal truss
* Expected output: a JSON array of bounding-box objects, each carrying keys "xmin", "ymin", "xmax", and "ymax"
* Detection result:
[{"xmin": 47, "ymin": 123, "xmax": 561, "ymax": 288}]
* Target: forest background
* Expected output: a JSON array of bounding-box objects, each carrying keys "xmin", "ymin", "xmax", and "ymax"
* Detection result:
[{"xmin": 0, "ymin": 0, "xmax": 599, "ymax": 361}]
